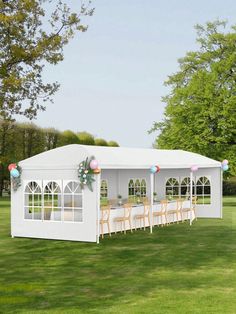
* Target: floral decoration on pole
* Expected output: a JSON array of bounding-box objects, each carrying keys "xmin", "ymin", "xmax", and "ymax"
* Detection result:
[{"xmin": 78, "ymin": 156, "xmax": 100, "ymax": 192}]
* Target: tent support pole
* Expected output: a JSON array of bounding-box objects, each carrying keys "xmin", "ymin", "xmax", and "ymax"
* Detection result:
[
  {"xmin": 220, "ymin": 168, "xmax": 223, "ymax": 219},
  {"xmin": 96, "ymin": 172, "xmax": 101, "ymax": 244},
  {"xmin": 190, "ymin": 171, "xmax": 193, "ymax": 226},
  {"xmin": 150, "ymin": 172, "xmax": 154, "ymax": 233}
]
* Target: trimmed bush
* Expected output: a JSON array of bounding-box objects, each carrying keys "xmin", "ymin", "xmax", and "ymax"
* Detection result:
[
  {"xmin": 95, "ymin": 138, "xmax": 108, "ymax": 146},
  {"xmin": 223, "ymin": 179, "xmax": 236, "ymax": 196}
]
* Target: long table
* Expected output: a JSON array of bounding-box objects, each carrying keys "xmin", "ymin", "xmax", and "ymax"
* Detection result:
[{"xmin": 100, "ymin": 200, "xmax": 193, "ymax": 235}]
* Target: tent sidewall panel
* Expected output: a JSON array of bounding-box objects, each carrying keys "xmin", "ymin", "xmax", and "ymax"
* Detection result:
[
  {"xmin": 11, "ymin": 168, "xmax": 97, "ymax": 242},
  {"xmin": 155, "ymin": 167, "xmax": 221, "ymax": 218}
]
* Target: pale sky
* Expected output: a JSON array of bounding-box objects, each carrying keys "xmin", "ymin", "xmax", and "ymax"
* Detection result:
[{"xmin": 19, "ymin": 0, "xmax": 236, "ymax": 147}]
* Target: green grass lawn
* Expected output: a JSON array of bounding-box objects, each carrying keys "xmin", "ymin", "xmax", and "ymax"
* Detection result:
[{"xmin": 0, "ymin": 197, "xmax": 236, "ymax": 314}]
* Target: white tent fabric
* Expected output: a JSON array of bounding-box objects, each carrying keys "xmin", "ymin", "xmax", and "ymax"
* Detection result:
[{"xmin": 20, "ymin": 144, "xmax": 221, "ymax": 170}]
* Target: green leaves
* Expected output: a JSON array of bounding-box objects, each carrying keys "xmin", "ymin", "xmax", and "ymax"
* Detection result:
[
  {"xmin": 0, "ymin": 0, "xmax": 94, "ymax": 120},
  {"xmin": 150, "ymin": 20, "xmax": 236, "ymax": 176}
]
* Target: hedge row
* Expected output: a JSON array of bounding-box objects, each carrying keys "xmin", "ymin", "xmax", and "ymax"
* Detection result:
[{"xmin": 223, "ymin": 180, "xmax": 236, "ymax": 196}]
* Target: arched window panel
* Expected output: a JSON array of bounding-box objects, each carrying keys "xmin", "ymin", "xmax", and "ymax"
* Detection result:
[
  {"xmin": 43, "ymin": 180, "xmax": 62, "ymax": 221},
  {"xmin": 197, "ymin": 176, "xmax": 210, "ymax": 185},
  {"xmin": 64, "ymin": 181, "xmax": 82, "ymax": 194},
  {"xmin": 25, "ymin": 181, "xmax": 41, "ymax": 194},
  {"xmin": 100, "ymin": 180, "xmax": 108, "ymax": 198},
  {"xmin": 44, "ymin": 181, "xmax": 61, "ymax": 194},
  {"xmin": 140, "ymin": 179, "xmax": 147, "ymax": 197},
  {"xmin": 134, "ymin": 179, "xmax": 141, "ymax": 194},
  {"xmin": 166, "ymin": 178, "xmax": 179, "ymax": 187},
  {"xmin": 23, "ymin": 180, "xmax": 84, "ymax": 223},
  {"xmin": 63, "ymin": 181, "xmax": 83, "ymax": 222},
  {"xmin": 128, "ymin": 179, "xmax": 135, "ymax": 202},
  {"xmin": 165, "ymin": 178, "xmax": 179, "ymax": 199},
  {"xmin": 24, "ymin": 181, "xmax": 42, "ymax": 220},
  {"xmin": 100, "ymin": 180, "xmax": 108, "ymax": 206},
  {"xmin": 196, "ymin": 176, "xmax": 211, "ymax": 205},
  {"xmin": 180, "ymin": 177, "xmax": 194, "ymax": 198},
  {"xmin": 128, "ymin": 179, "xmax": 135, "ymax": 196}
]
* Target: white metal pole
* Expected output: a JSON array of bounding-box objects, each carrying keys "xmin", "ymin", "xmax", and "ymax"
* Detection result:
[
  {"xmin": 96, "ymin": 172, "xmax": 101, "ymax": 244},
  {"xmin": 150, "ymin": 173, "xmax": 154, "ymax": 233},
  {"xmin": 190, "ymin": 171, "xmax": 193, "ymax": 226}
]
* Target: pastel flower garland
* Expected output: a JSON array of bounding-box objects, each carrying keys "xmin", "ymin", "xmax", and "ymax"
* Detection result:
[{"xmin": 78, "ymin": 156, "xmax": 100, "ymax": 192}]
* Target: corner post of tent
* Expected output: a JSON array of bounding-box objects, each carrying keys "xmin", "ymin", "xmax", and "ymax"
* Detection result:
[
  {"xmin": 96, "ymin": 172, "xmax": 101, "ymax": 244},
  {"xmin": 150, "ymin": 172, "xmax": 154, "ymax": 233},
  {"xmin": 190, "ymin": 170, "xmax": 193, "ymax": 226}
]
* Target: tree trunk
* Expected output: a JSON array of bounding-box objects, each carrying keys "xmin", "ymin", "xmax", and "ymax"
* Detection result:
[
  {"xmin": 27, "ymin": 129, "xmax": 33, "ymax": 157},
  {"xmin": 0, "ymin": 163, "xmax": 4, "ymax": 197},
  {"xmin": 0, "ymin": 123, "xmax": 8, "ymax": 197},
  {"xmin": 22, "ymin": 128, "xmax": 26, "ymax": 159},
  {"xmin": 53, "ymin": 134, "xmax": 58, "ymax": 148}
]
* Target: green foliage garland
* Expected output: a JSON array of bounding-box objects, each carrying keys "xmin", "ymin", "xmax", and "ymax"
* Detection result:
[{"xmin": 78, "ymin": 156, "xmax": 95, "ymax": 192}]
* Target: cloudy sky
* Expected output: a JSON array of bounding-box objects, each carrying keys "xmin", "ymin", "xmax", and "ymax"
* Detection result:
[{"xmin": 22, "ymin": 0, "xmax": 236, "ymax": 147}]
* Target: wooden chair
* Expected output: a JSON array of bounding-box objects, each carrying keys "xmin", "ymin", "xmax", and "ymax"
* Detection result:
[
  {"xmin": 167, "ymin": 198, "xmax": 183, "ymax": 224},
  {"xmin": 100, "ymin": 205, "xmax": 111, "ymax": 239},
  {"xmin": 114, "ymin": 203, "xmax": 133, "ymax": 234},
  {"xmin": 133, "ymin": 201, "xmax": 150, "ymax": 230},
  {"xmin": 153, "ymin": 199, "xmax": 168, "ymax": 227},
  {"xmin": 181, "ymin": 196, "xmax": 197, "ymax": 222}
]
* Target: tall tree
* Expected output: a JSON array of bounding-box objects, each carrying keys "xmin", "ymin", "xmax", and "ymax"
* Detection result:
[
  {"xmin": 16, "ymin": 122, "xmax": 44, "ymax": 159},
  {"xmin": 0, "ymin": 120, "xmax": 119, "ymax": 195},
  {"xmin": 149, "ymin": 20, "xmax": 236, "ymax": 176},
  {"xmin": 44, "ymin": 127, "xmax": 59, "ymax": 151},
  {"xmin": 0, "ymin": 118, "xmax": 15, "ymax": 195},
  {"xmin": 0, "ymin": 0, "xmax": 94, "ymax": 120}
]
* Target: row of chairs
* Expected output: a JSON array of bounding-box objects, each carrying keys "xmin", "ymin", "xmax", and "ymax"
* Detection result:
[
  {"xmin": 153, "ymin": 197, "xmax": 197, "ymax": 225},
  {"xmin": 100, "ymin": 197, "xmax": 197, "ymax": 238}
]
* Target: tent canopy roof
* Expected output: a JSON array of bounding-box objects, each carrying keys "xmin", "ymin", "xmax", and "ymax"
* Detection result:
[{"xmin": 20, "ymin": 144, "xmax": 221, "ymax": 170}]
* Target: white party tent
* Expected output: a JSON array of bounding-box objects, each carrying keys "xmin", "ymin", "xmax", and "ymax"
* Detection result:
[{"xmin": 11, "ymin": 145, "xmax": 222, "ymax": 243}]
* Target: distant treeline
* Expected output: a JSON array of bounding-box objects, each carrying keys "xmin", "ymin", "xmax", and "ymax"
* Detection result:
[{"xmin": 0, "ymin": 119, "xmax": 119, "ymax": 196}]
